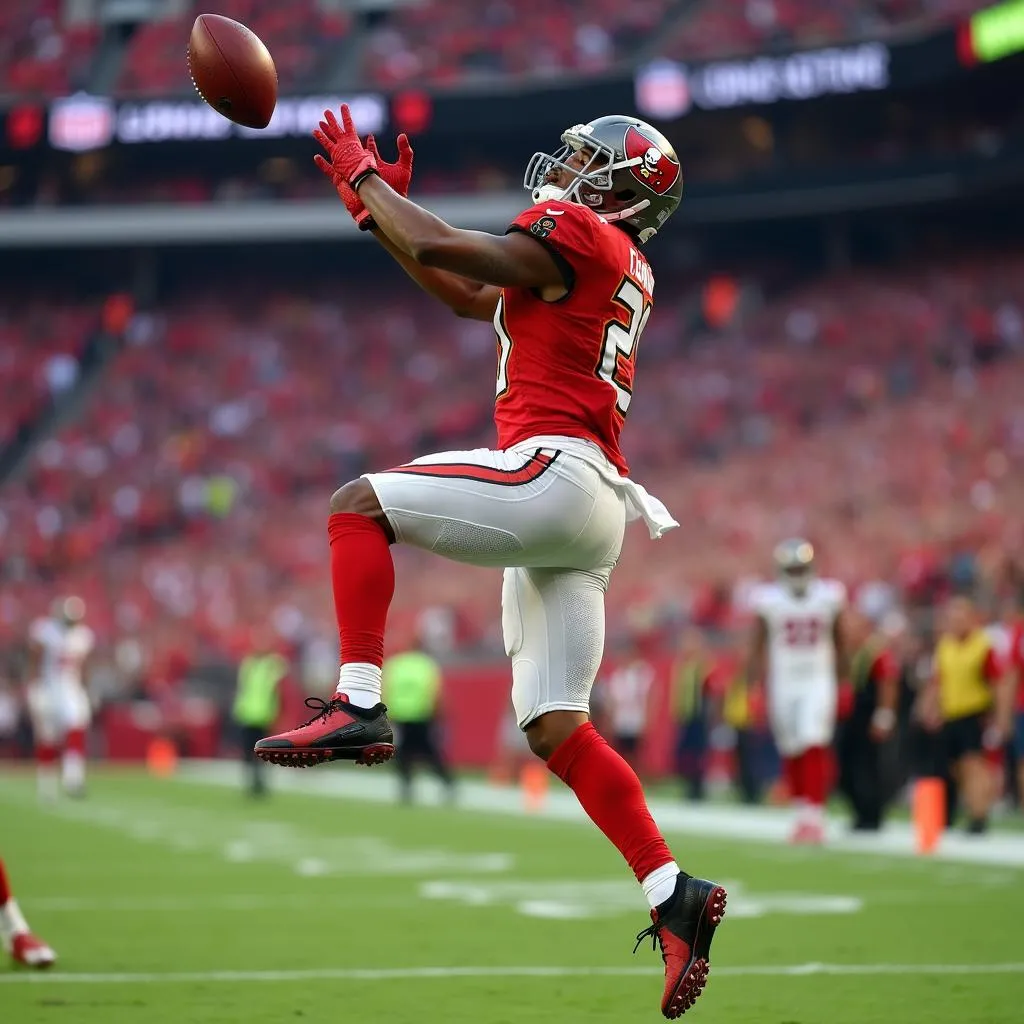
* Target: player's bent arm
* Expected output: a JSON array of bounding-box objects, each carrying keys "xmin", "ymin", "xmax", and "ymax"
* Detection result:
[
  {"xmin": 357, "ymin": 176, "xmax": 565, "ymax": 290},
  {"xmin": 25, "ymin": 638, "xmax": 42, "ymax": 682},
  {"xmin": 744, "ymin": 616, "xmax": 768, "ymax": 688},
  {"xmin": 370, "ymin": 228, "xmax": 500, "ymax": 321},
  {"xmin": 832, "ymin": 613, "xmax": 851, "ymax": 681}
]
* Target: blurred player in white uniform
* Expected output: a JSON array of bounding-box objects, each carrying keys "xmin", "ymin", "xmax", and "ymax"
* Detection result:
[
  {"xmin": 26, "ymin": 596, "xmax": 95, "ymax": 800},
  {"xmin": 0, "ymin": 856, "xmax": 56, "ymax": 968},
  {"xmin": 747, "ymin": 540, "xmax": 848, "ymax": 844},
  {"xmin": 604, "ymin": 658, "xmax": 655, "ymax": 769}
]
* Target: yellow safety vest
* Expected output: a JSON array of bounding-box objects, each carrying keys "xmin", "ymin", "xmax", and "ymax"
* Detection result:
[
  {"xmin": 383, "ymin": 651, "xmax": 441, "ymax": 723},
  {"xmin": 935, "ymin": 630, "xmax": 994, "ymax": 721},
  {"xmin": 672, "ymin": 660, "xmax": 705, "ymax": 723},
  {"xmin": 723, "ymin": 676, "xmax": 750, "ymax": 730},
  {"xmin": 233, "ymin": 654, "xmax": 287, "ymax": 727}
]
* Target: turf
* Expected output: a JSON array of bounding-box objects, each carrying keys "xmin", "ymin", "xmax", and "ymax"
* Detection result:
[{"xmin": 2, "ymin": 766, "xmax": 1022, "ymax": 1024}]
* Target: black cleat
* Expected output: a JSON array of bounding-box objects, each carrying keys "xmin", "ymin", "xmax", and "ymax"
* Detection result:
[{"xmin": 634, "ymin": 873, "xmax": 727, "ymax": 1018}]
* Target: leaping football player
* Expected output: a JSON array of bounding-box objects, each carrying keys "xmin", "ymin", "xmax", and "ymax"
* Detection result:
[{"xmin": 256, "ymin": 105, "xmax": 726, "ymax": 1018}]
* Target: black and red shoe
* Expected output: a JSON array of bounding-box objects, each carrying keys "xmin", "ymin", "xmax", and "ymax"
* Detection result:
[
  {"xmin": 254, "ymin": 696, "xmax": 395, "ymax": 768},
  {"xmin": 634, "ymin": 874, "xmax": 727, "ymax": 1019}
]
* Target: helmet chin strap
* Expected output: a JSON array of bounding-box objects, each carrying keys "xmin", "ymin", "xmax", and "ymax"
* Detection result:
[
  {"xmin": 601, "ymin": 199, "xmax": 651, "ymax": 223},
  {"xmin": 531, "ymin": 184, "xmax": 651, "ymax": 225}
]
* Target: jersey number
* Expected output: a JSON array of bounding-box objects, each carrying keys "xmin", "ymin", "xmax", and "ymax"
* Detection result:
[
  {"xmin": 495, "ymin": 296, "xmax": 512, "ymax": 397},
  {"xmin": 597, "ymin": 277, "xmax": 652, "ymax": 418},
  {"xmin": 783, "ymin": 618, "xmax": 822, "ymax": 647},
  {"xmin": 493, "ymin": 278, "xmax": 652, "ymax": 411}
]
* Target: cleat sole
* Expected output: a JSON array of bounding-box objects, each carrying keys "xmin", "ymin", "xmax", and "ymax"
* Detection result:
[
  {"xmin": 355, "ymin": 743, "xmax": 396, "ymax": 766},
  {"xmin": 254, "ymin": 743, "xmax": 395, "ymax": 768}
]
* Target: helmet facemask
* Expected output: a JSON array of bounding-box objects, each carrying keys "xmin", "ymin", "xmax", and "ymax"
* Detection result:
[{"xmin": 524, "ymin": 125, "xmax": 654, "ymax": 238}]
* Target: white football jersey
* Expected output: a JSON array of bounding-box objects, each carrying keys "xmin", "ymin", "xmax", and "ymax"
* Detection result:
[
  {"xmin": 29, "ymin": 618, "xmax": 95, "ymax": 688},
  {"xmin": 752, "ymin": 579, "xmax": 846, "ymax": 688},
  {"xmin": 606, "ymin": 660, "xmax": 655, "ymax": 736}
]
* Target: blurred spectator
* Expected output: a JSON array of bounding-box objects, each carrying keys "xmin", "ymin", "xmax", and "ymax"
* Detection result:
[
  {"xmin": 232, "ymin": 635, "xmax": 289, "ymax": 798},
  {"xmin": 383, "ymin": 644, "xmax": 454, "ymax": 804},
  {"xmin": 836, "ymin": 609, "xmax": 900, "ymax": 831},
  {"xmin": 670, "ymin": 627, "xmax": 715, "ymax": 801},
  {"xmin": 925, "ymin": 595, "xmax": 1007, "ymax": 833}
]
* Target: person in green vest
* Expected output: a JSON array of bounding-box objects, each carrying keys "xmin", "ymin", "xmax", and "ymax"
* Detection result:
[
  {"xmin": 383, "ymin": 645, "xmax": 454, "ymax": 805},
  {"xmin": 233, "ymin": 642, "xmax": 289, "ymax": 797},
  {"xmin": 671, "ymin": 628, "xmax": 713, "ymax": 801}
]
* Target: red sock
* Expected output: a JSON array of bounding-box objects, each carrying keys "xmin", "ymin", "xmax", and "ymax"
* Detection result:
[
  {"xmin": 328, "ymin": 513, "xmax": 394, "ymax": 667},
  {"xmin": 547, "ymin": 722, "xmax": 674, "ymax": 884},
  {"xmin": 35, "ymin": 743, "xmax": 58, "ymax": 768},
  {"xmin": 782, "ymin": 755, "xmax": 803, "ymax": 802},
  {"xmin": 64, "ymin": 728, "xmax": 86, "ymax": 757},
  {"xmin": 0, "ymin": 857, "xmax": 11, "ymax": 905},
  {"xmin": 802, "ymin": 746, "xmax": 828, "ymax": 807}
]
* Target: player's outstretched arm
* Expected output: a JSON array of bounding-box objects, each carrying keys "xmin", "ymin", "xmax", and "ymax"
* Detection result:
[
  {"xmin": 313, "ymin": 127, "xmax": 499, "ymax": 321},
  {"xmin": 356, "ymin": 176, "xmax": 566, "ymax": 291},
  {"xmin": 369, "ymin": 228, "xmax": 501, "ymax": 321}
]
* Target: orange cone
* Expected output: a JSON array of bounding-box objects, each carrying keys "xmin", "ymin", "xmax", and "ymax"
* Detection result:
[
  {"xmin": 147, "ymin": 736, "xmax": 178, "ymax": 778},
  {"xmin": 912, "ymin": 777, "xmax": 945, "ymax": 854},
  {"xmin": 520, "ymin": 761, "xmax": 549, "ymax": 813}
]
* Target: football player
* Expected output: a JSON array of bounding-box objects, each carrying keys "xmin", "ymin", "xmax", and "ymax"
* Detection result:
[
  {"xmin": 26, "ymin": 597, "xmax": 94, "ymax": 800},
  {"xmin": 746, "ymin": 539, "xmax": 848, "ymax": 844},
  {"xmin": 256, "ymin": 106, "xmax": 725, "ymax": 1018},
  {"xmin": 0, "ymin": 857, "xmax": 56, "ymax": 968}
]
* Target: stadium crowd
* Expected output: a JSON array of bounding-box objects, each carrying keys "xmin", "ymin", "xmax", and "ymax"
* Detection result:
[
  {"xmin": 0, "ymin": 0, "xmax": 995, "ymax": 100},
  {"xmin": 662, "ymin": 0, "xmax": 989, "ymax": 61},
  {"xmin": 2, "ymin": 248, "xmax": 1023, "ymax": 702}
]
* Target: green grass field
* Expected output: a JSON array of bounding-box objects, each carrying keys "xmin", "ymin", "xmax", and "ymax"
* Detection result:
[{"xmin": 2, "ymin": 764, "xmax": 1023, "ymax": 1024}]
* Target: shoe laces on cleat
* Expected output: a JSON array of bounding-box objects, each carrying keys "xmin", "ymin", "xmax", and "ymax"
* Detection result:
[
  {"xmin": 633, "ymin": 920, "xmax": 663, "ymax": 956},
  {"xmin": 299, "ymin": 696, "xmax": 345, "ymax": 727}
]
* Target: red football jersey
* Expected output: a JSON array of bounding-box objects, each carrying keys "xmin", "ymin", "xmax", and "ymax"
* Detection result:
[
  {"xmin": 493, "ymin": 199, "xmax": 655, "ymax": 476},
  {"xmin": 1010, "ymin": 621, "xmax": 1024, "ymax": 711}
]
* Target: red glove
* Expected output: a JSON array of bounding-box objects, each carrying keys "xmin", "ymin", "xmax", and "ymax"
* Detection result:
[
  {"xmin": 314, "ymin": 120, "xmax": 414, "ymax": 231},
  {"xmin": 313, "ymin": 104, "xmax": 377, "ymax": 190},
  {"xmin": 313, "ymin": 134, "xmax": 368, "ymax": 226},
  {"xmin": 366, "ymin": 133, "xmax": 414, "ymax": 197}
]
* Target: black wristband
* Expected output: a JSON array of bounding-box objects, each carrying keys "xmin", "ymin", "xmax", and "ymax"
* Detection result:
[
  {"xmin": 358, "ymin": 216, "xmax": 378, "ymax": 232},
  {"xmin": 350, "ymin": 168, "xmax": 378, "ymax": 191}
]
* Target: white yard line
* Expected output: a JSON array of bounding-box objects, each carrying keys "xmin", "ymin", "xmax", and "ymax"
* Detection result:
[
  {"xmin": 2, "ymin": 962, "xmax": 1023, "ymax": 985},
  {"xmin": 178, "ymin": 761, "xmax": 1024, "ymax": 869}
]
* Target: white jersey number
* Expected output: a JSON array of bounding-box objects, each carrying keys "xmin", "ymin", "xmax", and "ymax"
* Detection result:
[
  {"xmin": 494, "ymin": 296, "xmax": 513, "ymax": 397},
  {"xmin": 598, "ymin": 277, "xmax": 651, "ymax": 418}
]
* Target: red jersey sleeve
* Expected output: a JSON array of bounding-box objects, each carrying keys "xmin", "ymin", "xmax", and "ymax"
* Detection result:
[
  {"xmin": 871, "ymin": 649, "xmax": 899, "ymax": 685},
  {"xmin": 982, "ymin": 646, "xmax": 1004, "ymax": 683},
  {"xmin": 1012, "ymin": 624, "xmax": 1024, "ymax": 673},
  {"xmin": 505, "ymin": 201, "xmax": 599, "ymax": 295}
]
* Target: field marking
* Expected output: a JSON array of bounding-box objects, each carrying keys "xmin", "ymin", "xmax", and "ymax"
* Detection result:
[
  {"xmin": 0, "ymin": 783, "xmax": 513, "ymax": 878},
  {"xmin": 175, "ymin": 761, "xmax": 1024, "ymax": 869},
  {"xmin": 419, "ymin": 878, "xmax": 863, "ymax": 920},
  {"xmin": 2, "ymin": 963, "xmax": 1023, "ymax": 985}
]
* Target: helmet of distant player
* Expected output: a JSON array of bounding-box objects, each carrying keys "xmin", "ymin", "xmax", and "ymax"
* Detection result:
[
  {"xmin": 774, "ymin": 538, "xmax": 815, "ymax": 596},
  {"xmin": 53, "ymin": 596, "xmax": 86, "ymax": 625},
  {"xmin": 523, "ymin": 114, "xmax": 683, "ymax": 244}
]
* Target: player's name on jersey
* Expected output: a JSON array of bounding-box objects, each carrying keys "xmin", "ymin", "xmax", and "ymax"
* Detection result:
[{"xmin": 628, "ymin": 248, "xmax": 655, "ymax": 296}]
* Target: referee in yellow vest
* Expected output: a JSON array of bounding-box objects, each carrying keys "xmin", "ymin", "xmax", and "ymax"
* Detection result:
[
  {"xmin": 925, "ymin": 596, "xmax": 1008, "ymax": 834},
  {"xmin": 383, "ymin": 646, "xmax": 454, "ymax": 804},
  {"xmin": 233, "ymin": 644, "xmax": 288, "ymax": 797}
]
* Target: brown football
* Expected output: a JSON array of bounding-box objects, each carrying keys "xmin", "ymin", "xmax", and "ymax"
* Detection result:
[{"xmin": 187, "ymin": 14, "xmax": 277, "ymax": 129}]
